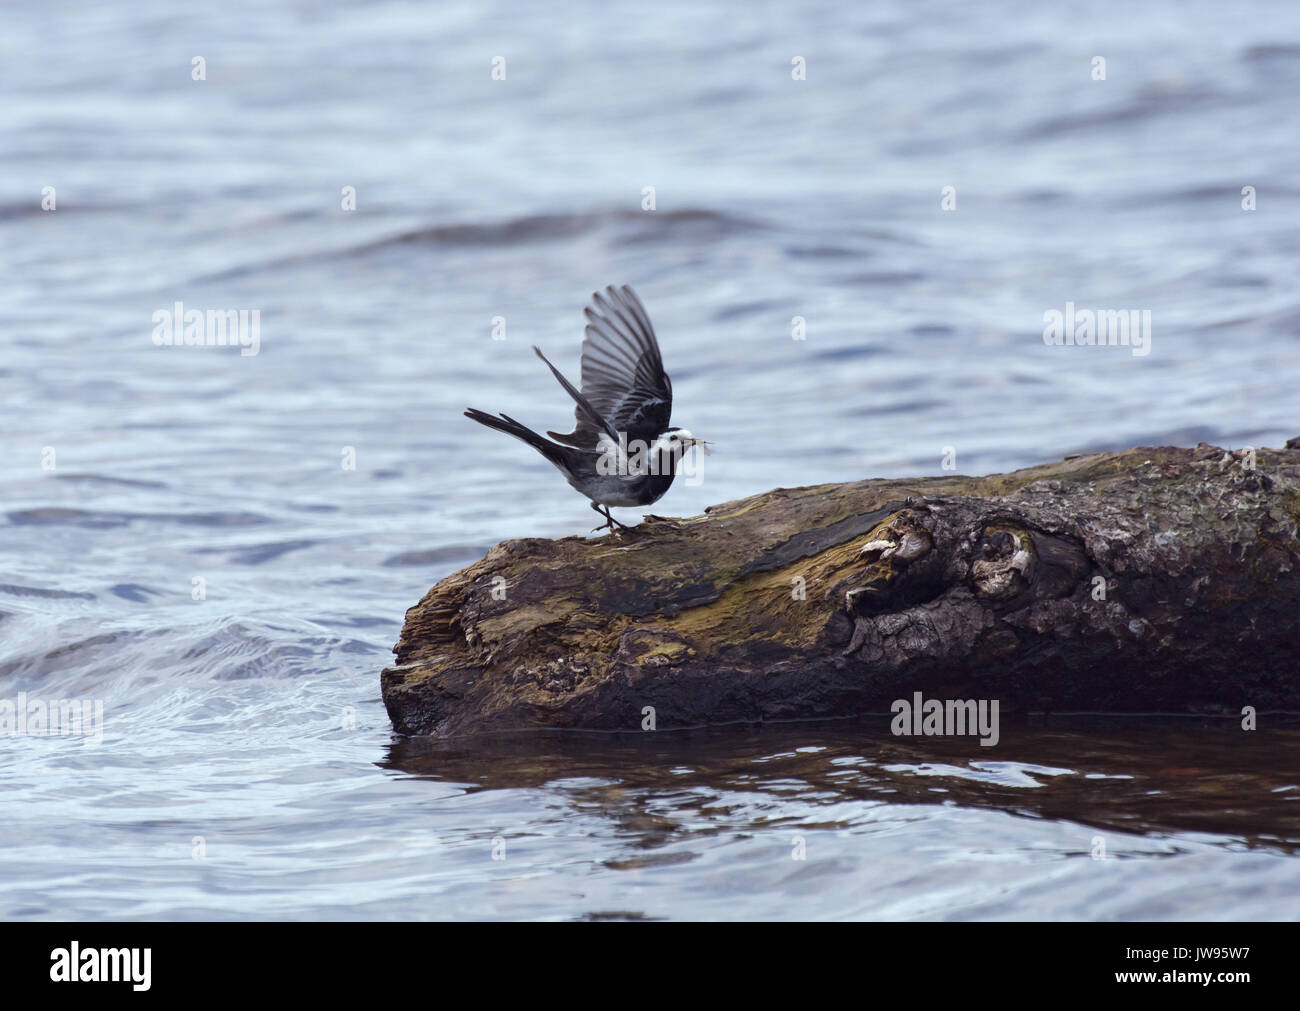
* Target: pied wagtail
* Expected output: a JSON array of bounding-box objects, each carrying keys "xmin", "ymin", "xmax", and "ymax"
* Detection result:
[{"xmin": 465, "ymin": 285, "xmax": 708, "ymax": 532}]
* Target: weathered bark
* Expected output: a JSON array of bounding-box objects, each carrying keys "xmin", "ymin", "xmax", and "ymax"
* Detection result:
[{"xmin": 383, "ymin": 441, "xmax": 1300, "ymax": 736}]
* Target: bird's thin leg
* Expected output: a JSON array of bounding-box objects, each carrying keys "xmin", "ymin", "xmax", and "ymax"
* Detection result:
[
  {"xmin": 589, "ymin": 501, "xmax": 612, "ymax": 532},
  {"xmin": 590, "ymin": 502, "xmax": 630, "ymax": 533}
]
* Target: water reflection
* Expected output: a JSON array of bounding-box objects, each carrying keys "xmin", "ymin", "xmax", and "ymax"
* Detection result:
[{"xmin": 384, "ymin": 717, "xmax": 1300, "ymax": 855}]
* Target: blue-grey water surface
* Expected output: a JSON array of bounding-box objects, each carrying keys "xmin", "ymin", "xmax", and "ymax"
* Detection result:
[{"xmin": 2, "ymin": 0, "xmax": 1298, "ymax": 919}]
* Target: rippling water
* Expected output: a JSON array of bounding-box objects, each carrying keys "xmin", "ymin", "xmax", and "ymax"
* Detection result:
[{"xmin": 2, "ymin": 0, "xmax": 1298, "ymax": 920}]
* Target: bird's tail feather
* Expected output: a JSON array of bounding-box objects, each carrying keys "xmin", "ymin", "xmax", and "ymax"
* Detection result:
[{"xmin": 464, "ymin": 408, "xmax": 570, "ymax": 468}]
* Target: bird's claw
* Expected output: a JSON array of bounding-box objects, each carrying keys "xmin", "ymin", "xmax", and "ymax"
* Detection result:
[{"xmin": 589, "ymin": 502, "xmax": 631, "ymax": 534}]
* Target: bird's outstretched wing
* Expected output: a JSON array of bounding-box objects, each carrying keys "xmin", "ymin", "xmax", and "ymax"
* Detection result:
[{"xmin": 545, "ymin": 285, "xmax": 673, "ymax": 449}]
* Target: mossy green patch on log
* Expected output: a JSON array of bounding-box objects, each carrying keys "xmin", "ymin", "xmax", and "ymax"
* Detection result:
[{"xmin": 383, "ymin": 441, "xmax": 1300, "ymax": 737}]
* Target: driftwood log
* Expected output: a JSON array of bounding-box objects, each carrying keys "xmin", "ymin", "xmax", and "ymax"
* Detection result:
[{"xmin": 383, "ymin": 440, "xmax": 1300, "ymax": 736}]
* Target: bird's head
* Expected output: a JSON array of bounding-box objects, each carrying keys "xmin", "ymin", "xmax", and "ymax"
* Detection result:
[{"xmin": 653, "ymin": 428, "xmax": 712, "ymax": 457}]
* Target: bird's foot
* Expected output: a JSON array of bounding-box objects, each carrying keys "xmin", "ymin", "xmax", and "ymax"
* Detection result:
[{"xmin": 589, "ymin": 503, "xmax": 631, "ymax": 533}]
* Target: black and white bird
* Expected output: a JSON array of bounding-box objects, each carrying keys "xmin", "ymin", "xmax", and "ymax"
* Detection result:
[{"xmin": 464, "ymin": 285, "xmax": 707, "ymax": 532}]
